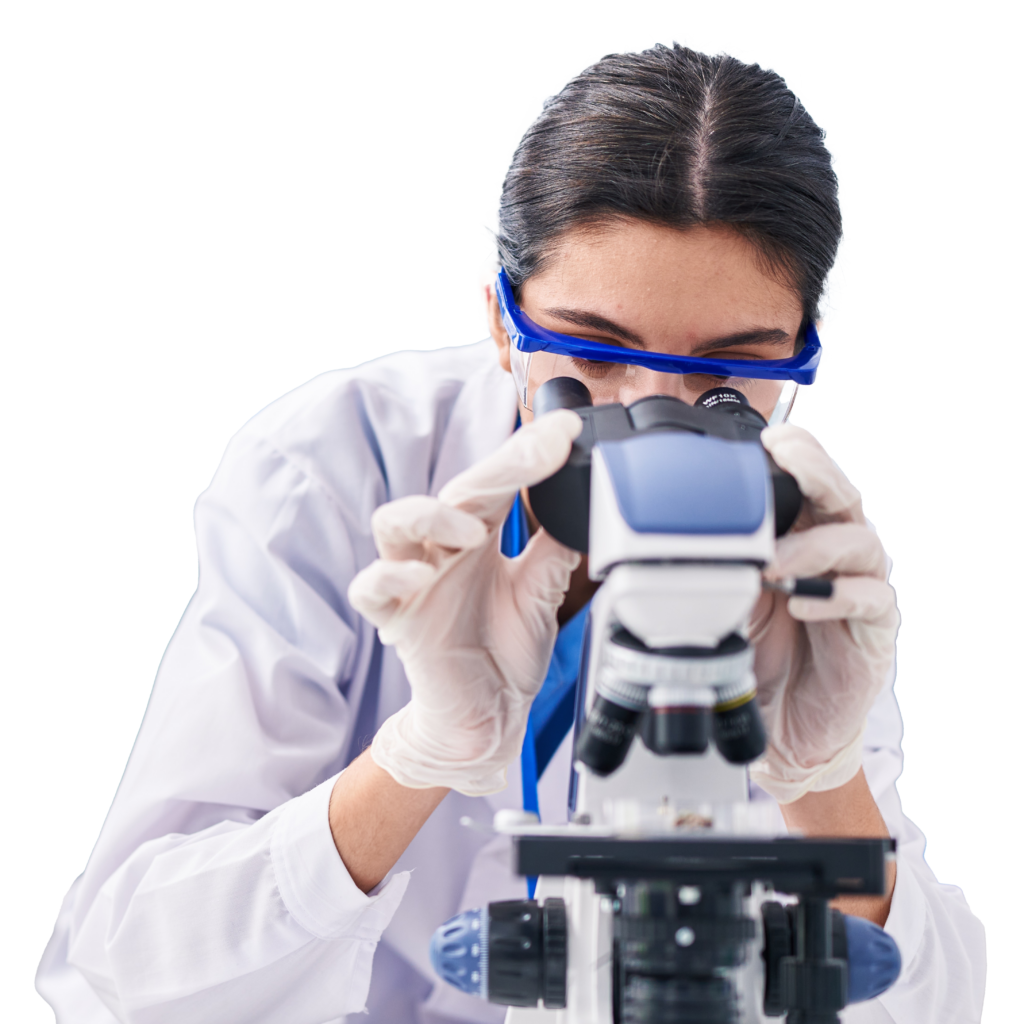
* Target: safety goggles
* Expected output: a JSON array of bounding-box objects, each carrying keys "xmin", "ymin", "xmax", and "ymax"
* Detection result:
[{"xmin": 496, "ymin": 267, "xmax": 820, "ymax": 425}]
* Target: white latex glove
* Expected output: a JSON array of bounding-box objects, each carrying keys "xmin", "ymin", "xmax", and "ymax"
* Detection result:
[
  {"xmin": 348, "ymin": 410, "xmax": 583, "ymax": 795},
  {"xmin": 749, "ymin": 424, "xmax": 900, "ymax": 804}
]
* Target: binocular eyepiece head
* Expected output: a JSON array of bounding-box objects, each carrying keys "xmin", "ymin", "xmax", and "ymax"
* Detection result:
[{"xmin": 527, "ymin": 378, "xmax": 803, "ymax": 551}]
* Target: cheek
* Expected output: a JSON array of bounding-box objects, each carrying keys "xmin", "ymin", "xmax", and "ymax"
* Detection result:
[
  {"xmin": 609, "ymin": 372, "xmax": 698, "ymax": 406},
  {"xmin": 745, "ymin": 380, "xmax": 782, "ymax": 419}
]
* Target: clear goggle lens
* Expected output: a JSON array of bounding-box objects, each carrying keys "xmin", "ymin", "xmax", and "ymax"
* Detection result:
[{"xmin": 509, "ymin": 346, "xmax": 782, "ymax": 413}]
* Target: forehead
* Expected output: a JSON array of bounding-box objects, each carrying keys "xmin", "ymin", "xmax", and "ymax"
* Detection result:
[{"xmin": 520, "ymin": 221, "xmax": 803, "ymax": 336}]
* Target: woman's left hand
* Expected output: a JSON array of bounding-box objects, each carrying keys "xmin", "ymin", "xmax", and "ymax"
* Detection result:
[{"xmin": 749, "ymin": 424, "xmax": 900, "ymax": 804}]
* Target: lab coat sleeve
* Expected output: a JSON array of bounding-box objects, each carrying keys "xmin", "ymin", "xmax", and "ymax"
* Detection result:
[
  {"xmin": 842, "ymin": 673, "xmax": 986, "ymax": 1023},
  {"xmin": 876, "ymin": 778, "xmax": 987, "ymax": 1019},
  {"xmin": 50, "ymin": 405, "xmax": 410, "ymax": 1023},
  {"xmin": 69, "ymin": 774, "xmax": 409, "ymax": 1024}
]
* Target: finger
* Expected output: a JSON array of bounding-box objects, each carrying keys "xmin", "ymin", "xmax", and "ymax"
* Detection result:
[
  {"xmin": 787, "ymin": 575, "xmax": 899, "ymax": 629},
  {"xmin": 509, "ymin": 529, "xmax": 582, "ymax": 607},
  {"xmin": 438, "ymin": 409, "xmax": 582, "ymax": 527},
  {"xmin": 371, "ymin": 495, "xmax": 488, "ymax": 561},
  {"xmin": 761, "ymin": 424, "xmax": 864, "ymax": 524},
  {"xmin": 768, "ymin": 522, "xmax": 888, "ymax": 582},
  {"xmin": 347, "ymin": 559, "xmax": 438, "ymax": 628}
]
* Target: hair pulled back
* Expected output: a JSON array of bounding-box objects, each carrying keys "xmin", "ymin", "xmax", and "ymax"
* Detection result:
[{"xmin": 496, "ymin": 44, "xmax": 841, "ymax": 322}]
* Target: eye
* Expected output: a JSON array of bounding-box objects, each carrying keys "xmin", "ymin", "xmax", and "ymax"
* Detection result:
[
  {"xmin": 570, "ymin": 358, "xmax": 617, "ymax": 380},
  {"xmin": 681, "ymin": 372, "xmax": 730, "ymax": 392}
]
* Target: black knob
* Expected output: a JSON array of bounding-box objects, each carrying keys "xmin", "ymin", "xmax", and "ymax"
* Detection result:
[
  {"xmin": 486, "ymin": 898, "xmax": 568, "ymax": 1009},
  {"xmin": 762, "ymin": 901, "xmax": 792, "ymax": 1017},
  {"xmin": 779, "ymin": 898, "xmax": 847, "ymax": 1023},
  {"xmin": 762, "ymin": 900, "xmax": 902, "ymax": 1016},
  {"xmin": 542, "ymin": 897, "xmax": 568, "ymax": 1009}
]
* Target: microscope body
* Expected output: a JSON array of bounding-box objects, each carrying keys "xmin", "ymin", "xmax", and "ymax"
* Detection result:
[{"xmin": 431, "ymin": 382, "xmax": 900, "ymax": 1024}]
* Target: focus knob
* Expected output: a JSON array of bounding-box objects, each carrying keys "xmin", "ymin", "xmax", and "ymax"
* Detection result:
[
  {"xmin": 542, "ymin": 896, "xmax": 567, "ymax": 1008},
  {"xmin": 487, "ymin": 899, "xmax": 544, "ymax": 1007},
  {"xmin": 429, "ymin": 898, "xmax": 568, "ymax": 1010}
]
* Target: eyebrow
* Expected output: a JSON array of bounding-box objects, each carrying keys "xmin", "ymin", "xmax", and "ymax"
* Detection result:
[
  {"xmin": 541, "ymin": 307, "xmax": 647, "ymax": 348},
  {"xmin": 689, "ymin": 328, "xmax": 794, "ymax": 355},
  {"xmin": 542, "ymin": 307, "xmax": 794, "ymax": 354}
]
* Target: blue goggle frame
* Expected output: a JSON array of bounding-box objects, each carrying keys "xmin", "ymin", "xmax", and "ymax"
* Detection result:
[{"xmin": 495, "ymin": 267, "xmax": 820, "ymax": 385}]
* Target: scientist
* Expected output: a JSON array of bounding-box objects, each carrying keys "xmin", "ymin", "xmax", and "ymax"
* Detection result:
[{"xmin": 38, "ymin": 44, "xmax": 984, "ymax": 1024}]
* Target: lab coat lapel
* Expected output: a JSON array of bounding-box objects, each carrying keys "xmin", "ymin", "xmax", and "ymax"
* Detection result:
[{"xmin": 428, "ymin": 352, "xmax": 518, "ymax": 496}]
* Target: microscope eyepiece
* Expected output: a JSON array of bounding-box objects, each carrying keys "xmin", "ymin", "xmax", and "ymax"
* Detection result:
[
  {"xmin": 695, "ymin": 386, "xmax": 752, "ymax": 411},
  {"xmin": 532, "ymin": 377, "xmax": 593, "ymax": 417}
]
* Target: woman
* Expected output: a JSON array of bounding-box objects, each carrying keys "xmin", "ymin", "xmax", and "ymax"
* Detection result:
[{"xmin": 38, "ymin": 44, "xmax": 984, "ymax": 1023}]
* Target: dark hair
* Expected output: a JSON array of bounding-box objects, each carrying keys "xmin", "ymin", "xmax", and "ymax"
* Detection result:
[{"xmin": 496, "ymin": 44, "xmax": 841, "ymax": 322}]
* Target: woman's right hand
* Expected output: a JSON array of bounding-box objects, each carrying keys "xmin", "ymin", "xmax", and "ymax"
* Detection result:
[{"xmin": 347, "ymin": 411, "xmax": 582, "ymax": 796}]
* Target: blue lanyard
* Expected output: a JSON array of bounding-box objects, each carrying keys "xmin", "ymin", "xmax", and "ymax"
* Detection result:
[
  {"xmin": 501, "ymin": 491, "xmax": 588, "ymax": 898},
  {"xmin": 499, "ymin": 492, "xmax": 537, "ymax": 817}
]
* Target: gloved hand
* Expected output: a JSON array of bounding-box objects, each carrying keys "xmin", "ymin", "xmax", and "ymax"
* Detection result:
[
  {"xmin": 749, "ymin": 424, "xmax": 900, "ymax": 804},
  {"xmin": 348, "ymin": 411, "xmax": 582, "ymax": 796}
]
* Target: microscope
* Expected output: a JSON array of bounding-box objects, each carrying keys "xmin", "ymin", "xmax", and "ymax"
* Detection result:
[{"xmin": 431, "ymin": 379, "xmax": 901, "ymax": 1023}]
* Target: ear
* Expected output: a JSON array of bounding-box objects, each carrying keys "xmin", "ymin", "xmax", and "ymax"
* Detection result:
[{"xmin": 484, "ymin": 279, "xmax": 512, "ymax": 373}]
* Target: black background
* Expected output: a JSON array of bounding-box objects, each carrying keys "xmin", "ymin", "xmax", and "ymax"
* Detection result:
[{"xmin": 25, "ymin": 18, "xmax": 983, "ymax": 1015}]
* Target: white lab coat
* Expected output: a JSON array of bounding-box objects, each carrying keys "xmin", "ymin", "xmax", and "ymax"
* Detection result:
[{"xmin": 37, "ymin": 340, "xmax": 985, "ymax": 1024}]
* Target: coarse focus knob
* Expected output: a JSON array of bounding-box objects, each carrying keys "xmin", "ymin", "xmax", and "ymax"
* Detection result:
[
  {"xmin": 541, "ymin": 897, "xmax": 568, "ymax": 1008},
  {"xmin": 487, "ymin": 899, "xmax": 544, "ymax": 1007},
  {"xmin": 778, "ymin": 898, "xmax": 847, "ymax": 1024},
  {"xmin": 429, "ymin": 898, "xmax": 568, "ymax": 1009},
  {"xmin": 761, "ymin": 900, "xmax": 902, "ymax": 1017}
]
